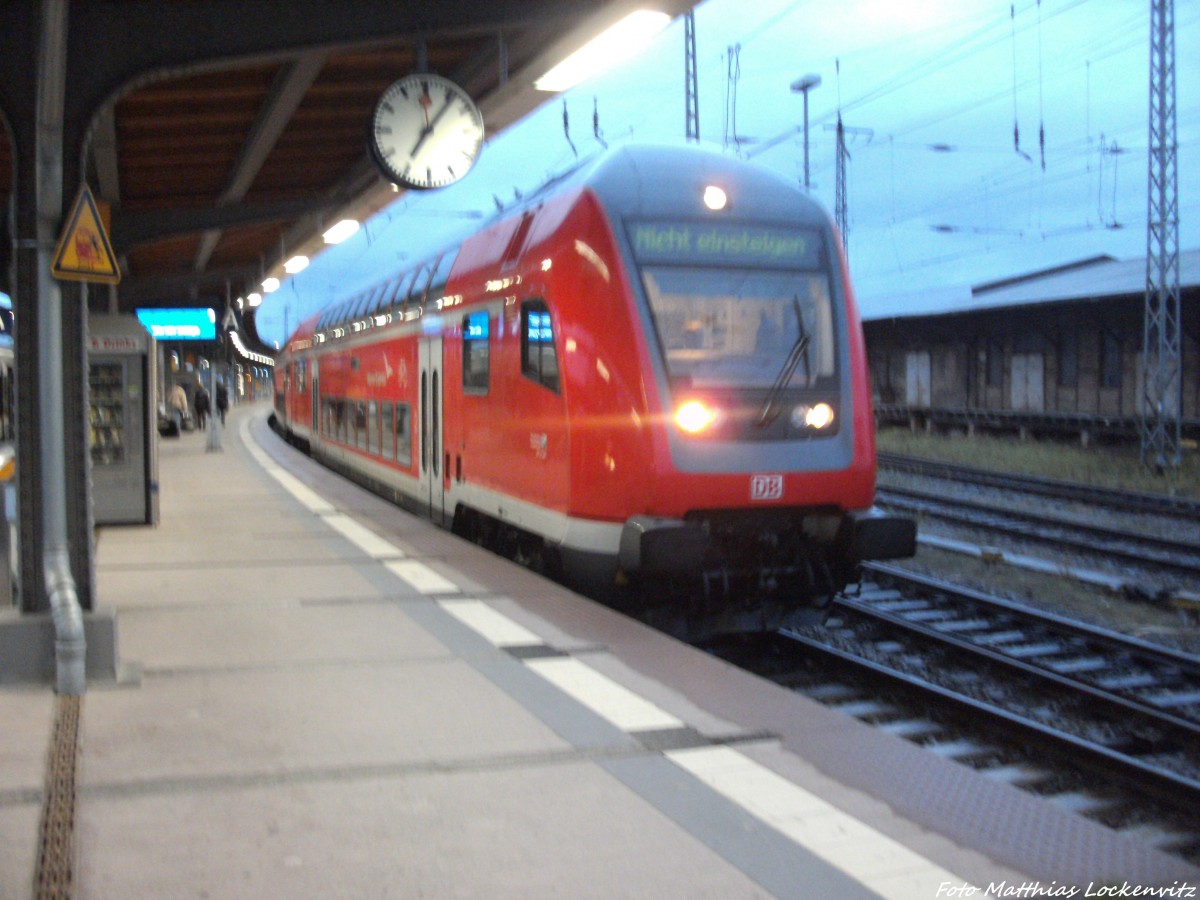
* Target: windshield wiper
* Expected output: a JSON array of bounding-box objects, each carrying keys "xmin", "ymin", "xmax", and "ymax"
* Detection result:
[{"xmin": 756, "ymin": 297, "xmax": 811, "ymax": 427}]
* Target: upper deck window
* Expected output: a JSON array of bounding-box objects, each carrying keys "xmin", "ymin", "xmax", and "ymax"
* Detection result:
[
  {"xmin": 521, "ymin": 300, "xmax": 559, "ymax": 393},
  {"xmin": 463, "ymin": 311, "xmax": 490, "ymax": 394}
]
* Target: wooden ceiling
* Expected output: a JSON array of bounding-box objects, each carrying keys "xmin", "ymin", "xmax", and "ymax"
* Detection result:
[{"xmin": 0, "ymin": 1, "xmax": 699, "ymax": 347}]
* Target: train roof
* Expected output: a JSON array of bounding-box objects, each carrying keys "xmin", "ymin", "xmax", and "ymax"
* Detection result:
[
  {"xmin": 286, "ymin": 141, "xmax": 836, "ymax": 348},
  {"xmin": 860, "ymin": 247, "xmax": 1200, "ymax": 322},
  {"xmin": 540, "ymin": 141, "xmax": 831, "ymax": 227}
]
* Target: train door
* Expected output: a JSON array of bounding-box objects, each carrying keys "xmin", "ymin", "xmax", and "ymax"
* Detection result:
[{"xmin": 419, "ymin": 337, "xmax": 445, "ymax": 523}]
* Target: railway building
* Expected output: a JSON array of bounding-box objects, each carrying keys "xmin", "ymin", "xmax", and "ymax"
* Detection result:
[{"xmin": 862, "ymin": 249, "xmax": 1200, "ymax": 445}]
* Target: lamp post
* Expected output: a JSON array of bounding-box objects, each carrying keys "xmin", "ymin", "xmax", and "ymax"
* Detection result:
[{"xmin": 790, "ymin": 74, "xmax": 822, "ymax": 189}]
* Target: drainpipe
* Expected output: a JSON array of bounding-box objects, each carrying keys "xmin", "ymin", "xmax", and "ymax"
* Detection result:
[{"xmin": 38, "ymin": 0, "xmax": 86, "ymax": 695}]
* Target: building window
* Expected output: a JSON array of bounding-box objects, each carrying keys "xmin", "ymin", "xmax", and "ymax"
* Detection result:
[
  {"xmin": 521, "ymin": 299, "xmax": 559, "ymax": 392},
  {"xmin": 986, "ymin": 338, "xmax": 1004, "ymax": 388},
  {"xmin": 1058, "ymin": 334, "xmax": 1078, "ymax": 387},
  {"xmin": 463, "ymin": 311, "xmax": 490, "ymax": 393},
  {"xmin": 1101, "ymin": 330, "xmax": 1122, "ymax": 387}
]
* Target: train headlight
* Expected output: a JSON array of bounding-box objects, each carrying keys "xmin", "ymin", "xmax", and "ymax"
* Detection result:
[
  {"xmin": 675, "ymin": 400, "xmax": 719, "ymax": 434},
  {"xmin": 791, "ymin": 402, "xmax": 835, "ymax": 431},
  {"xmin": 702, "ymin": 185, "xmax": 728, "ymax": 211}
]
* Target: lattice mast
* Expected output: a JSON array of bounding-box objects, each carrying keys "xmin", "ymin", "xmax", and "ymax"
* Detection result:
[
  {"xmin": 684, "ymin": 11, "xmax": 699, "ymax": 141},
  {"xmin": 1141, "ymin": 0, "xmax": 1182, "ymax": 470},
  {"xmin": 834, "ymin": 116, "xmax": 848, "ymax": 259}
]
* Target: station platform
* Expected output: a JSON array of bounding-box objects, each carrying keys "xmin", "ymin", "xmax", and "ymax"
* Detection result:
[{"xmin": 3, "ymin": 403, "xmax": 1197, "ymax": 898}]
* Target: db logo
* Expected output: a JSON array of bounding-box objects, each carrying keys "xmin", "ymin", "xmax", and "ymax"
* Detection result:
[{"xmin": 750, "ymin": 474, "xmax": 783, "ymax": 501}]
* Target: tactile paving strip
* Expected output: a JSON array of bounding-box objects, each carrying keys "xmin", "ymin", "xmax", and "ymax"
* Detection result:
[{"xmin": 34, "ymin": 694, "xmax": 81, "ymax": 900}]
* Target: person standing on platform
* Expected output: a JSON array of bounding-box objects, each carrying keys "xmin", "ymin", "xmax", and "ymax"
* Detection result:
[
  {"xmin": 215, "ymin": 380, "xmax": 229, "ymax": 425},
  {"xmin": 194, "ymin": 382, "xmax": 210, "ymax": 430},
  {"xmin": 168, "ymin": 382, "xmax": 189, "ymax": 434}
]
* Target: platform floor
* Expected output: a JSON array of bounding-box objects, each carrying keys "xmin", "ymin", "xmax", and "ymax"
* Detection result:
[{"xmin": 2, "ymin": 402, "xmax": 1197, "ymax": 898}]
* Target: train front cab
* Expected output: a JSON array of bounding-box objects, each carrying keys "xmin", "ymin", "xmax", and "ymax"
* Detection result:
[{"xmin": 566, "ymin": 151, "xmax": 914, "ymax": 632}]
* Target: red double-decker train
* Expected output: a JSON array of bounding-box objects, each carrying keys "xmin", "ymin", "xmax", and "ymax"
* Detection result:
[{"xmin": 274, "ymin": 143, "xmax": 914, "ymax": 637}]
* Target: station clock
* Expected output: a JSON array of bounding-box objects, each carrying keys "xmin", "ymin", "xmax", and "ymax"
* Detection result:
[{"xmin": 369, "ymin": 74, "xmax": 485, "ymax": 190}]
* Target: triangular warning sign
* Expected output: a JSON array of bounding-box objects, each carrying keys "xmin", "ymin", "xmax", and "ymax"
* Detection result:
[{"xmin": 51, "ymin": 184, "xmax": 121, "ymax": 285}]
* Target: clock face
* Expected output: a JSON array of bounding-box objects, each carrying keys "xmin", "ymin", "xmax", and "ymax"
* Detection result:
[{"xmin": 369, "ymin": 74, "xmax": 485, "ymax": 190}]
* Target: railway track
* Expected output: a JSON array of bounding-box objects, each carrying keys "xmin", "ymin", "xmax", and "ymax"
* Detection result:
[
  {"xmin": 875, "ymin": 483, "xmax": 1200, "ymax": 584},
  {"xmin": 878, "ymin": 451, "xmax": 1200, "ymax": 520},
  {"xmin": 713, "ymin": 566, "xmax": 1200, "ymax": 856}
]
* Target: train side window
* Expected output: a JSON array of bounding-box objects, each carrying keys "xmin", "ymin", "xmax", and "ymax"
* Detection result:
[
  {"xmin": 426, "ymin": 253, "xmax": 455, "ymax": 309},
  {"xmin": 336, "ymin": 399, "xmax": 348, "ymax": 443},
  {"xmin": 381, "ymin": 402, "xmax": 396, "ymax": 460},
  {"xmin": 355, "ymin": 401, "xmax": 368, "ymax": 450},
  {"xmin": 462, "ymin": 311, "xmax": 489, "ymax": 394},
  {"xmin": 392, "ymin": 269, "xmax": 420, "ymax": 317},
  {"xmin": 409, "ymin": 263, "xmax": 436, "ymax": 315},
  {"xmin": 367, "ymin": 400, "xmax": 379, "ymax": 454},
  {"xmin": 520, "ymin": 299, "xmax": 559, "ymax": 393},
  {"xmin": 395, "ymin": 403, "xmax": 412, "ymax": 466}
]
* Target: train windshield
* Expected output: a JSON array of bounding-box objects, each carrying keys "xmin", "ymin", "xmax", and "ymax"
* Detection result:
[
  {"xmin": 641, "ymin": 267, "xmax": 836, "ymax": 389},
  {"xmin": 628, "ymin": 220, "xmax": 836, "ymax": 389}
]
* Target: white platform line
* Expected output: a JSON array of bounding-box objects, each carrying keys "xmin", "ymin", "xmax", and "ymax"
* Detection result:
[
  {"xmin": 438, "ymin": 599, "xmax": 543, "ymax": 647},
  {"xmin": 323, "ymin": 513, "xmax": 406, "ymax": 559},
  {"xmin": 241, "ymin": 419, "xmax": 336, "ymax": 514},
  {"xmin": 245, "ymin": 418, "xmax": 974, "ymax": 895},
  {"xmin": 666, "ymin": 745, "xmax": 984, "ymax": 899},
  {"xmin": 525, "ymin": 656, "xmax": 684, "ymax": 733},
  {"xmin": 384, "ymin": 560, "xmax": 460, "ymax": 595}
]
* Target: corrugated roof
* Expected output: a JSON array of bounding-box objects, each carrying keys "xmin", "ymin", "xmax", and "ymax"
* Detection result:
[{"xmin": 860, "ymin": 247, "xmax": 1200, "ymax": 321}]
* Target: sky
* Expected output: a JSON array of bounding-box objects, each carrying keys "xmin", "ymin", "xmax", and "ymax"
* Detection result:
[{"xmin": 254, "ymin": 0, "xmax": 1200, "ymax": 347}]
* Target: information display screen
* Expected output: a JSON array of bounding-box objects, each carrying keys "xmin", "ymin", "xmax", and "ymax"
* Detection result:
[
  {"xmin": 135, "ymin": 308, "xmax": 217, "ymax": 341},
  {"xmin": 628, "ymin": 221, "xmax": 821, "ymax": 269}
]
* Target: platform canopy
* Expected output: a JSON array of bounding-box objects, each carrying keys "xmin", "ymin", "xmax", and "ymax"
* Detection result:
[{"xmin": 0, "ymin": 0, "xmax": 700, "ymax": 345}]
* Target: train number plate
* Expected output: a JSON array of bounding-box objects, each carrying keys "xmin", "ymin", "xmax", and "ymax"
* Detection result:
[{"xmin": 750, "ymin": 474, "xmax": 783, "ymax": 501}]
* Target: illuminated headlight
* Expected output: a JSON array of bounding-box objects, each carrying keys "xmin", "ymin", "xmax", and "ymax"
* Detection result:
[
  {"xmin": 675, "ymin": 400, "xmax": 719, "ymax": 434},
  {"xmin": 702, "ymin": 185, "xmax": 727, "ymax": 210},
  {"xmin": 791, "ymin": 402, "xmax": 835, "ymax": 431}
]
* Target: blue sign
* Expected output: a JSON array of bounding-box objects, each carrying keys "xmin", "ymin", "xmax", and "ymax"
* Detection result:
[
  {"xmin": 465, "ymin": 311, "xmax": 489, "ymax": 340},
  {"xmin": 136, "ymin": 308, "xmax": 216, "ymax": 341}
]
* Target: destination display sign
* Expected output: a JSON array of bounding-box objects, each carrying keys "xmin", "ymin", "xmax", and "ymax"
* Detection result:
[
  {"xmin": 135, "ymin": 308, "xmax": 217, "ymax": 341},
  {"xmin": 629, "ymin": 221, "xmax": 820, "ymax": 268}
]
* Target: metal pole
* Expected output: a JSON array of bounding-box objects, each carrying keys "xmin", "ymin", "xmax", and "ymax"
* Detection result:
[
  {"xmin": 206, "ymin": 360, "xmax": 222, "ymax": 452},
  {"xmin": 1140, "ymin": 0, "xmax": 1181, "ymax": 470},
  {"xmin": 684, "ymin": 11, "xmax": 699, "ymax": 142},
  {"xmin": 37, "ymin": 0, "xmax": 86, "ymax": 695},
  {"xmin": 790, "ymin": 75, "xmax": 821, "ymax": 191},
  {"xmin": 803, "ymin": 90, "xmax": 811, "ymax": 189}
]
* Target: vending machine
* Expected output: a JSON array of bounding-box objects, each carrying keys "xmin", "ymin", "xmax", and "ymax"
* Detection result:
[{"xmin": 88, "ymin": 315, "xmax": 159, "ymax": 525}]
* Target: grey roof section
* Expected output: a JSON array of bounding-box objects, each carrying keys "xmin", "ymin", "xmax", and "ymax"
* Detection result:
[{"xmin": 860, "ymin": 247, "xmax": 1200, "ymax": 321}]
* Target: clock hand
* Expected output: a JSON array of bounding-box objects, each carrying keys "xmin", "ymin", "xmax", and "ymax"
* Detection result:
[{"xmin": 409, "ymin": 92, "xmax": 455, "ymax": 157}]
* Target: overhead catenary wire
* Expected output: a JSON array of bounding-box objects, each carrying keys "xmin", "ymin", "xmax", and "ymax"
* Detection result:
[
  {"xmin": 1038, "ymin": 0, "xmax": 1046, "ymax": 171},
  {"xmin": 269, "ymin": 0, "xmax": 1199, "ymax": 341},
  {"xmin": 562, "ymin": 99, "xmax": 578, "ymax": 158}
]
